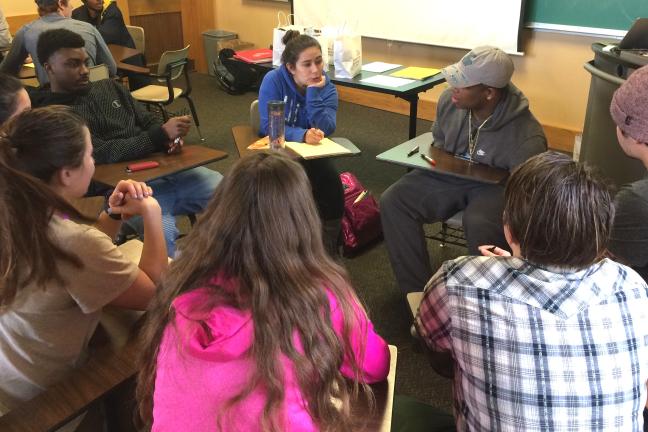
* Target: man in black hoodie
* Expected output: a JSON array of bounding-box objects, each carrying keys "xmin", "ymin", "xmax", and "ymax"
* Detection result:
[
  {"xmin": 31, "ymin": 28, "xmax": 222, "ymax": 257},
  {"xmin": 381, "ymin": 46, "xmax": 547, "ymax": 295}
]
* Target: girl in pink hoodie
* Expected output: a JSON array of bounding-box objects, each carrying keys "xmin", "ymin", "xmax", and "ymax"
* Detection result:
[{"xmin": 136, "ymin": 152, "xmax": 390, "ymax": 432}]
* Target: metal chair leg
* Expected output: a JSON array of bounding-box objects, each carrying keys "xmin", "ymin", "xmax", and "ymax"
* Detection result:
[
  {"xmin": 182, "ymin": 95, "xmax": 205, "ymax": 142},
  {"xmin": 439, "ymin": 222, "xmax": 448, "ymax": 247},
  {"xmin": 158, "ymin": 104, "xmax": 170, "ymax": 122}
]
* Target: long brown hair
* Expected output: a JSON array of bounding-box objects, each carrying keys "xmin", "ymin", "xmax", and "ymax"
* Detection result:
[
  {"xmin": 0, "ymin": 106, "xmax": 87, "ymax": 307},
  {"xmin": 137, "ymin": 152, "xmax": 371, "ymax": 431}
]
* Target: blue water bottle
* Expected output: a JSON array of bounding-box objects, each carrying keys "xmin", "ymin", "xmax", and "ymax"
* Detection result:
[{"xmin": 268, "ymin": 100, "xmax": 286, "ymax": 150}]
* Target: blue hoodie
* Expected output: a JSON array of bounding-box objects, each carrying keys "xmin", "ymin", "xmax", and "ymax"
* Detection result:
[{"xmin": 258, "ymin": 65, "xmax": 338, "ymax": 142}]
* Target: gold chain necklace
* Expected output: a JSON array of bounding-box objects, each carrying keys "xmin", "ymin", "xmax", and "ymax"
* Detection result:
[{"xmin": 468, "ymin": 110, "xmax": 492, "ymax": 162}]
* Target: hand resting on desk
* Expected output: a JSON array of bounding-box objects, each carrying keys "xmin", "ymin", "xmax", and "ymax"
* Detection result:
[{"xmin": 305, "ymin": 128, "xmax": 325, "ymax": 144}]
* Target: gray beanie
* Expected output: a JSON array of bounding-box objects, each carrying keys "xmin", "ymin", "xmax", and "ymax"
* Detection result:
[{"xmin": 610, "ymin": 65, "xmax": 648, "ymax": 144}]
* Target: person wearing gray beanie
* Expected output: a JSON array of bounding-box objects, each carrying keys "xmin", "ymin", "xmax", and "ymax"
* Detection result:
[{"xmin": 608, "ymin": 65, "xmax": 648, "ymax": 283}]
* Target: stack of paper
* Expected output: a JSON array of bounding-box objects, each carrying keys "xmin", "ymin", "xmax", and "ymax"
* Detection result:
[
  {"xmin": 361, "ymin": 62, "xmax": 402, "ymax": 73},
  {"xmin": 360, "ymin": 75, "xmax": 415, "ymax": 87}
]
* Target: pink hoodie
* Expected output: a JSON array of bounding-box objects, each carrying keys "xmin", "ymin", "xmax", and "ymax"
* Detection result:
[{"xmin": 152, "ymin": 278, "xmax": 390, "ymax": 431}]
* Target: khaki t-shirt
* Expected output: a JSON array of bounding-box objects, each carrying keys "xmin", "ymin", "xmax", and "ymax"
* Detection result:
[{"xmin": 0, "ymin": 216, "xmax": 139, "ymax": 412}]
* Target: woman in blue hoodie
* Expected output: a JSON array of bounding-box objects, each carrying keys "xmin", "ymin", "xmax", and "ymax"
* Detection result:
[{"xmin": 258, "ymin": 31, "xmax": 344, "ymax": 256}]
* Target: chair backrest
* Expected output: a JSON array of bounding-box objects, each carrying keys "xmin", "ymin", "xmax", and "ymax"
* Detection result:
[
  {"xmin": 88, "ymin": 64, "xmax": 109, "ymax": 82},
  {"xmin": 156, "ymin": 45, "xmax": 190, "ymax": 83},
  {"xmin": 250, "ymin": 99, "xmax": 260, "ymax": 134},
  {"xmin": 126, "ymin": 25, "xmax": 145, "ymax": 54}
]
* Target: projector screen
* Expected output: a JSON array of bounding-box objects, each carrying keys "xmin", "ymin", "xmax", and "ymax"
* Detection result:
[{"xmin": 292, "ymin": 0, "xmax": 525, "ymax": 53}]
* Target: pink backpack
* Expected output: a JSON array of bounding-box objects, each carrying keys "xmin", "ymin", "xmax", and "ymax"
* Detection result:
[{"xmin": 340, "ymin": 172, "xmax": 382, "ymax": 255}]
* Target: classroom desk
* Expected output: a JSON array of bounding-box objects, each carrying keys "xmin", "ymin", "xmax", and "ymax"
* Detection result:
[
  {"xmin": 92, "ymin": 145, "xmax": 227, "ymax": 187},
  {"xmin": 254, "ymin": 62, "xmax": 446, "ymax": 139},
  {"xmin": 0, "ymin": 240, "xmax": 145, "ymax": 432},
  {"xmin": 108, "ymin": 44, "xmax": 150, "ymax": 74},
  {"xmin": 357, "ymin": 344, "xmax": 398, "ymax": 432},
  {"xmin": 376, "ymin": 132, "xmax": 509, "ymax": 184},
  {"xmin": 18, "ymin": 64, "xmax": 36, "ymax": 79},
  {"xmin": 0, "ymin": 302, "xmax": 397, "ymax": 432},
  {"xmin": 232, "ymin": 126, "xmax": 361, "ymax": 160}
]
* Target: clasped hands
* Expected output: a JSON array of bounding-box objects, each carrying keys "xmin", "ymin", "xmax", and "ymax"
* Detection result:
[{"xmin": 107, "ymin": 180, "xmax": 160, "ymax": 220}]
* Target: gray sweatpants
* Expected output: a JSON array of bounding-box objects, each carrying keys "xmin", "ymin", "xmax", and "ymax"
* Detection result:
[{"xmin": 380, "ymin": 169, "xmax": 507, "ymax": 294}]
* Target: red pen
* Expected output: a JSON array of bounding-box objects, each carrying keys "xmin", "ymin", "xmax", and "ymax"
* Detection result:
[{"xmin": 420, "ymin": 153, "xmax": 436, "ymax": 167}]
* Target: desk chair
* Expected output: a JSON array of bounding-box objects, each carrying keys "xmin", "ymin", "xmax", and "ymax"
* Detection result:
[
  {"xmin": 231, "ymin": 99, "xmax": 260, "ymax": 157},
  {"xmin": 406, "ymin": 291, "xmax": 454, "ymax": 378},
  {"xmin": 231, "ymin": 99, "xmax": 361, "ymax": 158},
  {"xmin": 88, "ymin": 64, "xmax": 110, "ymax": 82},
  {"xmin": 130, "ymin": 45, "xmax": 205, "ymax": 142},
  {"xmin": 426, "ymin": 210, "xmax": 466, "ymax": 248},
  {"xmin": 125, "ymin": 25, "xmax": 145, "ymax": 56}
]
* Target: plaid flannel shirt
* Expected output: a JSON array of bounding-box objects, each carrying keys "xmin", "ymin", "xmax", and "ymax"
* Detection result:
[{"xmin": 416, "ymin": 256, "xmax": 648, "ymax": 431}]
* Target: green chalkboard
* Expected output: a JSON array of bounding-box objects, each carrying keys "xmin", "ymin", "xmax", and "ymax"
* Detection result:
[{"xmin": 525, "ymin": 0, "xmax": 648, "ymax": 32}]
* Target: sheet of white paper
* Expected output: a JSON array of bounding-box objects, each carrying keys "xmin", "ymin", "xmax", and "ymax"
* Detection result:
[
  {"xmin": 361, "ymin": 61, "xmax": 402, "ymax": 73},
  {"xmin": 360, "ymin": 75, "xmax": 415, "ymax": 87}
]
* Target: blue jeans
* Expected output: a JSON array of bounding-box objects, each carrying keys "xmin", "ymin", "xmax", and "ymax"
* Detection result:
[{"xmin": 125, "ymin": 166, "xmax": 222, "ymax": 257}]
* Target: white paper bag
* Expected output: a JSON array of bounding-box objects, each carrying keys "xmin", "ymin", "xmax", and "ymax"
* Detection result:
[
  {"xmin": 334, "ymin": 34, "xmax": 362, "ymax": 79},
  {"xmin": 272, "ymin": 12, "xmax": 303, "ymax": 67},
  {"xmin": 312, "ymin": 34, "xmax": 330, "ymax": 67},
  {"xmin": 321, "ymin": 27, "xmax": 339, "ymax": 66}
]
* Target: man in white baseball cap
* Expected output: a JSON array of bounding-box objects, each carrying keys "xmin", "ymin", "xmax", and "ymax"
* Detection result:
[{"xmin": 381, "ymin": 46, "xmax": 547, "ymax": 296}]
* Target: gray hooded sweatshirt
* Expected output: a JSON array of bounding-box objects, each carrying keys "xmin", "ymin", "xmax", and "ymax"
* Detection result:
[{"xmin": 432, "ymin": 83, "xmax": 547, "ymax": 171}]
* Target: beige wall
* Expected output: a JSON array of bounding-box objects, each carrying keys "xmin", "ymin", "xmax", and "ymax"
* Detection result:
[
  {"xmin": 214, "ymin": 0, "xmax": 620, "ymax": 133},
  {"xmin": 2, "ymin": 0, "xmax": 130, "ymax": 28},
  {"xmin": 1, "ymin": 0, "xmax": 38, "ymax": 16}
]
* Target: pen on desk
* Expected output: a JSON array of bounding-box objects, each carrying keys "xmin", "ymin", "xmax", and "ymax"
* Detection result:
[
  {"xmin": 353, "ymin": 190, "xmax": 368, "ymax": 205},
  {"xmin": 421, "ymin": 153, "xmax": 436, "ymax": 167},
  {"xmin": 407, "ymin": 145, "xmax": 419, "ymax": 157}
]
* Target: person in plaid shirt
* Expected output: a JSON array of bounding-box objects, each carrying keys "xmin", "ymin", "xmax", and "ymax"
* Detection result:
[{"xmin": 415, "ymin": 151, "xmax": 648, "ymax": 431}]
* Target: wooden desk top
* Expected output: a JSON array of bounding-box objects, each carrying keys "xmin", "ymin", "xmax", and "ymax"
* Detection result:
[
  {"xmin": 356, "ymin": 344, "xmax": 398, "ymax": 432},
  {"xmin": 108, "ymin": 44, "xmax": 150, "ymax": 74},
  {"xmin": 377, "ymin": 132, "xmax": 509, "ymax": 185},
  {"xmin": 231, "ymin": 126, "xmax": 361, "ymax": 160},
  {"xmin": 93, "ymin": 145, "xmax": 227, "ymax": 187},
  {"xmin": 18, "ymin": 64, "xmax": 36, "ymax": 79}
]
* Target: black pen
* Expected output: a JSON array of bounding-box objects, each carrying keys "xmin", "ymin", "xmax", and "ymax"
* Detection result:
[{"xmin": 407, "ymin": 145, "xmax": 419, "ymax": 157}]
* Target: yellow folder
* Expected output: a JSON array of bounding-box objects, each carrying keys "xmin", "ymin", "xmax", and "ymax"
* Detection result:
[{"xmin": 390, "ymin": 67, "xmax": 441, "ymax": 80}]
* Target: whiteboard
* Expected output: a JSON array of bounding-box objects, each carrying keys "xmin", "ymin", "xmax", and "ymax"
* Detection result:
[{"xmin": 293, "ymin": 0, "xmax": 525, "ymax": 53}]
